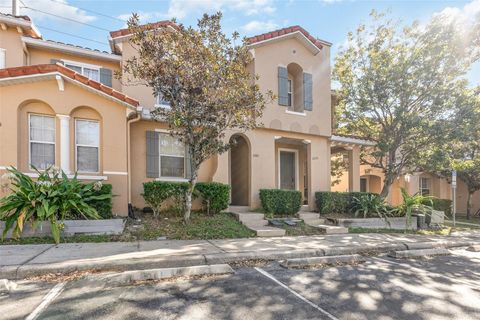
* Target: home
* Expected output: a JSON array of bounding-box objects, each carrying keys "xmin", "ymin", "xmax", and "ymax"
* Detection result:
[{"xmin": 0, "ymin": 13, "xmax": 370, "ymax": 215}]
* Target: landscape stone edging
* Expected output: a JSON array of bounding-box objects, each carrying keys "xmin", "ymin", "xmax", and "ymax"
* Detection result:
[
  {"xmin": 333, "ymin": 217, "xmax": 418, "ymax": 230},
  {"xmin": 0, "ymin": 219, "xmax": 125, "ymax": 238}
]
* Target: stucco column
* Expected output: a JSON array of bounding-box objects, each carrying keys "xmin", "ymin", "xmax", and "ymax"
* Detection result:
[
  {"xmin": 57, "ymin": 114, "xmax": 71, "ymax": 174},
  {"xmin": 348, "ymin": 146, "xmax": 360, "ymax": 192}
]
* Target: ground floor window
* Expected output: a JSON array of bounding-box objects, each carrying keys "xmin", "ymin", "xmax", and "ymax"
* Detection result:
[
  {"xmin": 75, "ymin": 119, "xmax": 99, "ymax": 172},
  {"xmin": 29, "ymin": 114, "xmax": 55, "ymax": 170},
  {"xmin": 420, "ymin": 177, "xmax": 430, "ymax": 195},
  {"xmin": 159, "ymin": 133, "xmax": 185, "ymax": 178}
]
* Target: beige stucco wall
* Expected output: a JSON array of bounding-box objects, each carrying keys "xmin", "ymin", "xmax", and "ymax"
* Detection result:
[
  {"xmin": 129, "ymin": 120, "xmax": 217, "ymax": 209},
  {"xmin": 0, "ymin": 27, "xmax": 26, "ymax": 67},
  {"xmin": 253, "ymin": 37, "xmax": 331, "ymax": 137},
  {"xmin": 0, "ymin": 79, "xmax": 129, "ymax": 215}
]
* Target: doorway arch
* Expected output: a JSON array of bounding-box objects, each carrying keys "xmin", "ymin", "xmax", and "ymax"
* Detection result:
[{"xmin": 230, "ymin": 134, "xmax": 250, "ymax": 206}]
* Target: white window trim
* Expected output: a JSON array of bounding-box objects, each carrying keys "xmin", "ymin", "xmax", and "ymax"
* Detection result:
[
  {"xmin": 287, "ymin": 78, "xmax": 293, "ymax": 108},
  {"xmin": 24, "ymin": 172, "xmax": 107, "ymax": 181},
  {"xmin": 285, "ymin": 109, "xmax": 306, "ymax": 116},
  {"xmin": 158, "ymin": 132, "xmax": 186, "ymax": 179},
  {"xmin": 62, "ymin": 59, "xmax": 100, "ymax": 80},
  {"xmin": 277, "ymin": 148, "xmax": 299, "ymax": 190},
  {"xmin": 28, "ymin": 113, "xmax": 56, "ymax": 171},
  {"xmin": 154, "ymin": 93, "xmax": 171, "ymax": 109},
  {"xmin": 75, "ymin": 118, "xmax": 100, "ymax": 174},
  {"xmin": 0, "ymin": 48, "xmax": 6, "ymax": 69}
]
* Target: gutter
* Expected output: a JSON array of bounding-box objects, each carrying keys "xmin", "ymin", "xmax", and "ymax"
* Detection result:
[{"xmin": 126, "ymin": 108, "xmax": 142, "ymax": 216}]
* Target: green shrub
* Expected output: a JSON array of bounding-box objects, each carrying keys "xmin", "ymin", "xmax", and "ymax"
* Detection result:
[
  {"xmin": 0, "ymin": 167, "xmax": 106, "ymax": 244},
  {"xmin": 195, "ymin": 182, "xmax": 230, "ymax": 214},
  {"xmin": 315, "ymin": 192, "xmax": 380, "ymax": 214},
  {"xmin": 260, "ymin": 189, "xmax": 302, "ymax": 216},
  {"xmin": 85, "ymin": 184, "xmax": 113, "ymax": 219},
  {"xmin": 352, "ymin": 193, "xmax": 392, "ymax": 219},
  {"xmin": 142, "ymin": 181, "xmax": 189, "ymax": 216},
  {"xmin": 425, "ymin": 198, "xmax": 452, "ymax": 216}
]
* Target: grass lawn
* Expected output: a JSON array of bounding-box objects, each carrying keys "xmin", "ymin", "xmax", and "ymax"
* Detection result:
[{"xmin": 0, "ymin": 211, "xmax": 255, "ymax": 245}]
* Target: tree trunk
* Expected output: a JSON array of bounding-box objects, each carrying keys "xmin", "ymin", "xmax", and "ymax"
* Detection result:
[
  {"xmin": 466, "ymin": 191, "xmax": 473, "ymax": 220},
  {"xmin": 380, "ymin": 175, "xmax": 393, "ymax": 199},
  {"xmin": 184, "ymin": 175, "xmax": 197, "ymax": 223}
]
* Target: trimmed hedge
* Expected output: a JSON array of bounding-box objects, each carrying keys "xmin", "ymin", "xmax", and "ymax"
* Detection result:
[
  {"xmin": 425, "ymin": 198, "xmax": 452, "ymax": 216},
  {"xmin": 87, "ymin": 184, "xmax": 113, "ymax": 219},
  {"xmin": 195, "ymin": 182, "xmax": 230, "ymax": 214},
  {"xmin": 260, "ymin": 189, "xmax": 302, "ymax": 216},
  {"xmin": 315, "ymin": 191, "xmax": 381, "ymax": 214},
  {"xmin": 142, "ymin": 181, "xmax": 189, "ymax": 216}
]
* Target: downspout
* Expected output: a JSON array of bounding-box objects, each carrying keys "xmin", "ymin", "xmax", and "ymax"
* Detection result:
[{"xmin": 127, "ymin": 107, "xmax": 141, "ymax": 218}]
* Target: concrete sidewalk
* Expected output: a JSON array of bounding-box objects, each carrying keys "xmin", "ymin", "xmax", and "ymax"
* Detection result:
[{"xmin": 1, "ymin": 231, "xmax": 479, "ymax": 279}]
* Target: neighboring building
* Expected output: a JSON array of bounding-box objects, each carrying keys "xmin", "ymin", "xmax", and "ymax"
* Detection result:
[{"xmin": 0, "ymin": 14, "xmax": 370, "ymax": 215}]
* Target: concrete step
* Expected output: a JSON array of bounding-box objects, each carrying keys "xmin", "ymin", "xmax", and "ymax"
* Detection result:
[
  {"xmin": 303, "ymin": 219, "xmax": 326, "ymax": 226},
  {"xmin": 254, "ymin": 227, "xmax": 286, "ymax": 237},
  {"xmin": 243, "ymin": 220, "xmax": 269, "ymax": 228},
  {"xmin": 316, "ymin": 225, "xmax": 349, "ymax": 234},
  {"xmin": 231, "ymin": 212, "xmax": 265, "ymax": 222},
  {"xmin": 298, "ymin": 212, "xmax": 320, "ymax": 220},
  {"xmin": 299, "ymin": 205, "xmax": 311, "ymax": 212},
  {"xmin": 228, "ymin": 206, "xmax": 250, "ymax": 213}
]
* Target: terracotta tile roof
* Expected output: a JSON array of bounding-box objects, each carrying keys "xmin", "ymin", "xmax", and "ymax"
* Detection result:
[
  {"xmin": 0, "ymin": 12, "xmax": 31, "ymax": 21},
  {"xmin": 0, "ymin": 64, "xmax": 139, "ymax": 107},
  {"xmin": 246, "ymin": 25, "xmax": 324, "ymax": 50},
  {"xmin": 110, "ymin": 20, "xmax": 178, "ymax": 38},
  {"xmin": 0, "ymin": 13, "xmax": 41, "ymax": 39}
]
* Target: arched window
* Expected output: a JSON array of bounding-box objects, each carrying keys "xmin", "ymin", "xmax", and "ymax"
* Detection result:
[{"xmin": 278, "ymin": 63, "xmax": 313, "ymax": 113}]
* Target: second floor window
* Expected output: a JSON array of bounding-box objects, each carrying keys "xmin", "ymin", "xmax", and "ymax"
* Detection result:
[
  {"xmin": 155, "ymin": 92, "xmax": 171, "ymax": 109},
  {"xmin": 29, "ymin": 114, "xmax": 55, "ymax": 170},
  {"xmin": 287, "ymin": 79, "xmax": 293, "ymax": 107},
  {"xmin": 75, "ymin": 119, "xmax": 100, "ymax": 173},
  {"xmin": 0, "ymin": 48, "xmax": 5, "ymax": 69},
  {"xmin": 420, "ymin": 177, "xmax": 430, "ymax": 195},
  {"xmin": 64, "ymin": 61, "xmax": 100, "ymax": 82}
]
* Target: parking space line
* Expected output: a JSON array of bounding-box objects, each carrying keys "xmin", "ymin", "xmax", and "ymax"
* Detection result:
[
  {"xmin": 25, "ymin": 282, "xmax": 67, "ymax": 320},
  {"xmin": 254, "ymin": 267, "xmax": 339, "ymax": 320},
  {"xmin": 371, "ymin": 257, "xmax": 480, "ymax": 289}
]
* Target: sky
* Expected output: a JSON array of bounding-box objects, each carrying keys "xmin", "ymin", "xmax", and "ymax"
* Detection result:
[{"xmin": 1, "ymin": 0, "xmax": 479, "ymax": 85}]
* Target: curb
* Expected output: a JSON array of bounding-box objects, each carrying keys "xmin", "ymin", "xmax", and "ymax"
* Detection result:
[
  {"xmin": 1, "ymin": 240, "xmax": 476, "ymax": 280},
  {"xmin": 84, "ymin": 264, "xmax": 234, "ymax": 285},
  {"xmin": 388, "ymin": 248, "xmax": 451, "ymax": 259},
  {"xmin": 280, "ymin": 254, "xmax": 366, "ymax": 268}
]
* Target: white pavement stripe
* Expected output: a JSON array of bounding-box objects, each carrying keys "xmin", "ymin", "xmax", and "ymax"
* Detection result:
[
  {"xmin": 371, "ymin": 257, "xmax": 480, "ymax": 289},
  {"xmin": 254, "ymin": 267, "xmax": 339, "ymax": 320},
  {"xmin": 25, "ymin": 282, "xmax": 67, "ymax": 320}
]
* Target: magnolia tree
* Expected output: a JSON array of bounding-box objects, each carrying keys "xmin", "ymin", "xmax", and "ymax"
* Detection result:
[
  {"xmin": 334, "ymin": 11, "xmax": 479, "ymax": 198},
  {"xmin": 123, "ymin": 13, "xmax": 272, "ymax": 222}
]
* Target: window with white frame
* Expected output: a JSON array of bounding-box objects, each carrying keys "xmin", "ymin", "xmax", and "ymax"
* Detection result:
[
  {"xmin": 0, "ymin": 48, "xmax": 5, "ymax": 69},
  {"xmin": 64, "ymin": 61, "xmax": 100, "ymax": 81},
  {"xmin": 154, "ymin": 92, "xmax": 171, "ymax": 109},
  {"xmin": 75, "ymin": 119, "xmax": 99, "ymax": 172},
  {"xmin": 287, "ymin": 79, "xmax": 293, "ymax": 107},
  {"xmin": 159, "ymin": 133, "xmax": 184, "ymax": 178},
  {"xmin": 29, "ymin": 114, "xmax": 55, "ymax": 170},
  {"xmin": 420, "ymin": 177, "xmax": 430, "ymax": 195}
]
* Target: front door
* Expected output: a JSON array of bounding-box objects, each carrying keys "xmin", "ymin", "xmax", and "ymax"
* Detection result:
[{"xmin": 280, "ymin": 150, "xmax": 296, "ymax": 190}]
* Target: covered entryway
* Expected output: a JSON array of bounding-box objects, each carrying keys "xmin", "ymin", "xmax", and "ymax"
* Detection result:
[{"xmin": 230, "ymin": 134, "xmax": 250, "ymax": 206}]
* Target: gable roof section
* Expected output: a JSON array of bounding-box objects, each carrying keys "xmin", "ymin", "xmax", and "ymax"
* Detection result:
[
  {"xmin": 109, "ymin": 20, "xmax": 178, "ymax": 39},
  {"xmin": 0, "ymin": 13, "xmax": 41, "ymax": 39},
  {"xmin": 247, "ymin": 25, "xmax": 330, "ymax": 55},
  {"xmin": 0, "ymin": 64, "xmax": 139, "ymax": 108}
]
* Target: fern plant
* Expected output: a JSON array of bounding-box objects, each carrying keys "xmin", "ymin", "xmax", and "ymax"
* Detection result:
[{"xmin": 0, "ymin": 167, "xmax": 107, "ymax": 243}]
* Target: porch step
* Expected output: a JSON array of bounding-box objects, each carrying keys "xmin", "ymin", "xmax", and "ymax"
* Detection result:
[
  {"xmin": 298, "ymin": 212, "xmax": 321, "ymax": 220},
  {"xmin": 316, "ymin": 225, "xmax": 349, "ymax": 234},
  {"xmin": 229, "ymin": 211, "xmax": 285, "ymax": 237},
  {"xmin": 228, "ymin": 206, "xmax": 250, "ymax": 213}
]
